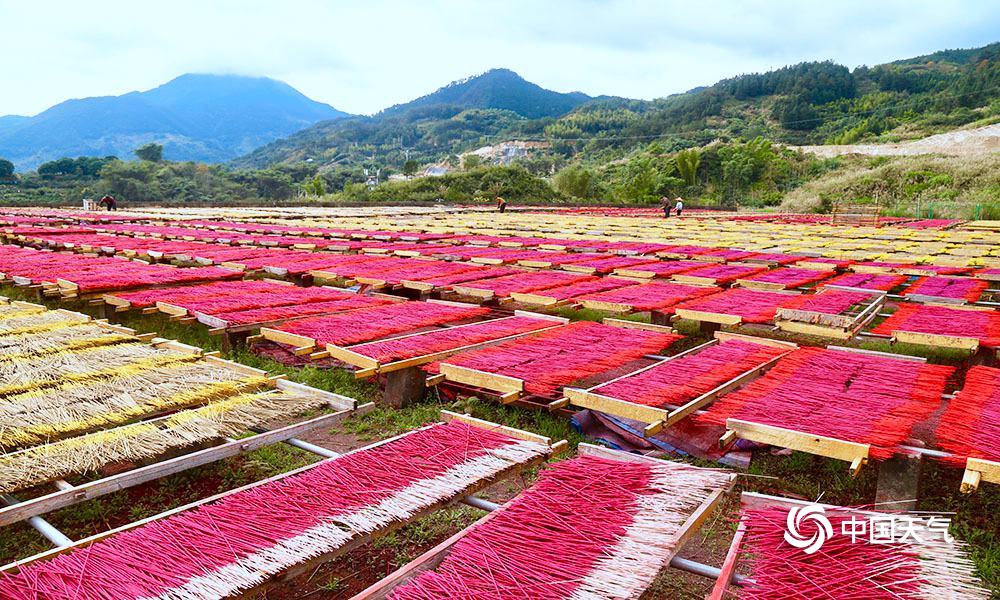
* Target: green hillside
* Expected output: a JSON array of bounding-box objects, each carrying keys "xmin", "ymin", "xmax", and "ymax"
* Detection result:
[{"xmin": 236, "ymin": 44, "xmax": 999, "ymax": 173}]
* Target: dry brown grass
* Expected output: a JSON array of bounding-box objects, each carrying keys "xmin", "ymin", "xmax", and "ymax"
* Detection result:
[{"xmin": 781, "ymin": 153, "xmax": 1000, "ymax": 217}]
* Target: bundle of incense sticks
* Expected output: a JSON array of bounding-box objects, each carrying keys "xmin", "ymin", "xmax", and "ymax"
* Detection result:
[
  {"xmin": 907, "ymin": 264, "xmax": 973, "ymax": 275},
  {"xmin": 390, "ymin": 454, "xmax": 732, "ymax": 599},
  {"xmin": 872, "ymin": 304, "xmax": 1000, "ymax": 348},
  {"xmin": 162, "ymin": 283, "xmax": 356, "ymax": 315},
  {"xmin": 676, "ymin": 263, "xmax": 768, "ymax": 283},
  {"xmin": 560, "ymin": 255, "xmax": 658, "ymax": 273},
  {"xmin": 747, "ymin": 252, "xmax": 803, "ymax": 265},
  {"xmin": 580, "ymin": 281, "xmax": 720, "ymax": 311},
  {"xmin": 274, "ymin": 302, "xmax": 489, "ymax": 346},
  {"xmin": 823, "ymin": 272, "xmax": 909, "ymax": 291},
  {"xmin": 0, "ymin": 389, "xmax": 326, "ymax": 493},
  {"xmin": 699, "ymin": 248, "xmax": 759, "ymax": 261},
  {"xmin": 350, "ymin": 316, "xmax": 560, "ymax": 364},
  {"xmin": 739, "ymin": 267, "xmax": 833, "ymax": 288},
  {"xmin": 0, "ymin": 322, "xmax": 133, "ymax": 361},
  {"xmin": 208, "ymin": 295, "xmax": 392, "ymax": 326},
  {"xmin": 903, "ymin": 276, "xmax": 989, "ymax": 302},
  {"xmin": 614, "ymin": 259, "xmax": 711, "ymax": 277},
  {"xmin": 406, "ymin": 266, "xmax": 519, "ymax": 288},
  {"xmin": 453, "ymin": 271, "xmax": 595, "ymax": 297},
  {"xmin": 61, "ymin": 265, "xmax": 241, "ymax": 292},
  {"xmin": 779, "ymin": 289, "xmax": 873, "ymax": 315},
  {"xmin": 0, "ymin": 310, "xmax": 89, "ymax": 339},
  {"xmin": 1, "ymin": 358, "xmax": 266, "ymax": 449},
  {"xmin": 520, "ymin": 277, "xmax": 637, "ymax": 301},
  {"xmin": 674, "ymin": 288, "xmax": 799, "ymax": 323},
  {"xmin": 737, "ymin": 505, "xmax": 989, "ymax": 599},
  {"xmin": 594, "ymin": 338, "xmax": 789, "ymax": 409},
  {"xmin": 934, "ymin": 365, "xmax": 1000, "ymax": 465},
  {"xmin": 343, "ymin": 260, "xmax": 480, "ymax": 285},
  {"xmin": 0, "ymin": 421, "xmax": 549, "ymax": 600},
  {"xmin": 232, "ymin": 250, "xmax": 349, "ymax": 272},
  {"xmin": 110, "ymin": 280, "xmax": 297, "ymax": 309},
  {"xmin": 697, "ymin": 347, "xmax": 954, "ymax": 459},
  {"xmin": 435, "ymin": 321, "xmax": 680, "ymax": 395},
  {"xmin": 796, "ymin": 257, "xmax": 853, "ymax": 269}
]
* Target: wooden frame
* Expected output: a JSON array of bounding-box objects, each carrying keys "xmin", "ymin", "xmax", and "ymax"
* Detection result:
[
  {"xmin": 323, "ymin": 312, "xmax": 568, "ymax": 377},
  {"xmin": 2, "ymin": 412, "xmax": 556, "ymax": 585},
  {"xmin": 432, "ymin": 318, "xmax": 675, "ymax": 402},
  {"xmin": 775, "ymin": 286, "xmax": 885, "ymax": 340},
  {"xmin": 352, "ymin": 442, "xmax": 735, "ymax": 600},
  {"xmin": 961, "ymin": 457, "xmax": 1000, "ymax": 493},
  {"xmin": 723, "ymin": 419, "xmax": 871, "ymax": 476},
  {"xmin": 564, "ymin": 332, "xmax": 795, "ymax": 435}
]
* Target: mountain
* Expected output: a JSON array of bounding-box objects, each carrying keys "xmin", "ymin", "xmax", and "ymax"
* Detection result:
[
  {"xmin": 382, "ymin": 68, "xmax": 591, "ymax": 119},
  {"xmin": 0, "ymin": 74, "xmax": 347, "ymax": 170},
  {"xmin": 238, "ymin": 44, "xmax": 998, "ymax": 172},
  {"xmin": 235, "ymin": 69, "xmax": 593, "ymax": 168}
]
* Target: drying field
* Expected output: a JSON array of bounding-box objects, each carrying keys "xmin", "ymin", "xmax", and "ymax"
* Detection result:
[{"xmin": 0, "ymin": 205, "xmax": 997, "ymax": 599}]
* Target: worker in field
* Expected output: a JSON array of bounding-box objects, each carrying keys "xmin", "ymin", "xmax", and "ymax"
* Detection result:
[
  {"xmin": 673, "ymin": 197, "xmax": 684, "ymax": 217},
  {"xmin": 98, "ymin": 195, "xmax": 118, "ymax": 211},
  {"xmin": 496, "ymin": 195, "xmax": 507, "ymax": 213},
  {"xmin": 659, "ymin": 196, "xmax": 671, "ymax": 218}
]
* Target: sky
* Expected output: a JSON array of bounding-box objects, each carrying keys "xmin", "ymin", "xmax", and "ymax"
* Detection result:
[{"xmin": 2, "ymin": 0, "xmax": 998, "ymax": 117}]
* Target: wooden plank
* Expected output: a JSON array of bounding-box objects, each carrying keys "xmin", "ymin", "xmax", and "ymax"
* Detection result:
[
  {"xmin": 603, "ymin": 317, "xmax": 675, "ymax": 334},
  {"xmin": 0, "ymin": 405, "xmax": 368, "ymax": 528},
  {"xmin": 725, "ymin": 418, "xmax": 870, "ymax": 473},
  {"xmin": 707, "ymin": 522, "xmax": 746, "ymax": 600},
  {"xmin": 325, "ymin": 344, "xmax": 381, "ymax": 369},
  {"xmin": 962, "ymin": 457, "xmax": 1000, "ymax": 493},
  {"xmin": 713, "ymin": 331, "xmax": 798, "ymax": 349},
  {"xmin": 564, "ymin": 388, "xmax": 668, "ymax": 424},
  {"xmin": 893, "ymin": 330, "xmax": 979, "ymax": 351},
  {"xmin": 438, "ymin": 363, "xmax": 524, "ymax": 394},
  {"xmin": 579, "ymin": 298, "xmax": 632, "ymax": 313},
  {"xmin": 674, "ymin": 308, "xmax": 742, "ymax": 326},
  {"xmin": 449, "ymin": 285, "xmax": 495, "ymax": 300},
  {"xmin": 663, "ymin": 352, "xmax": 788, "ymax": 429},
  {"xmin": 375, "ymin": 322, "xmax": 566, "ymax": 375},
  {"xmin": 259, "ymin": 327, "xmax": 317, "ymax": 350},
  {"xmin": 156, "ymin": 302, "xmax": 189, "ymax": 317},
  {"xmin": 440, "ymin": 410, "xmax": 553, "ymax": 447},
  {"xmin": 508, "ymin": 291, "xmax": 561, "ymax": 306},
  {"xmin": 352, "ymin": 512, "xmax": 498, "ymax": 599},
  {"xmin": 736, "ymin": 279, "xmax": 787, "ymax": 291},
  {"xmin": 672, "ymin": 274, "xmax": 718, "ymax": 286},
  {"xmin": 776, "ymin": 320, "xmax": 853, "ymax": 340}
]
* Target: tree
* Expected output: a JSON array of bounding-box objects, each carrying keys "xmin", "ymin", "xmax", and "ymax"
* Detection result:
[
  {"xmin": 402, "ymin": 160, "xmax": 419, "ymax": 177},
  {"xmin": 135, "ymin": 143, "xmax": 164, "ymax": 162},
  {"xmin": 303, "ymin": 174, "xmax": 327, "ymax": 196},
  {"xmin": 552, "ymin": 166, "xmax": 597, "ymax": 199},
  {"xmin": 463, "ymin": 154, "xmax": 482, "ymax": 170},
  {"xmin": 0, "ymin": 158, "xmax": 14, "ymax": 180},
  {"xmin": 675, "ymin": 149, "xmax": 701, "ymax": 187}
]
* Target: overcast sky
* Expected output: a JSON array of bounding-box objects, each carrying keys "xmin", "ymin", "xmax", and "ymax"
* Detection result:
[{"xmin": 2, "ymin": 0, "xmax": 997, "ymax": 117}]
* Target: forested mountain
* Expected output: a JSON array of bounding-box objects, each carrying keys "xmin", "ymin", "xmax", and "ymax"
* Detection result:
[
  {"xmin": 381, "ymin": 68, "xmax": 592, "ymax": 119},
  {"xmin": 236, "ymin": 44, "xmax": 999, "ymax": 170},
  {"xmin": 0, "ymin": 74, "xmax": 347, "ymax": 170},
  {"xmin": 235, "ymin": 69, "xmax": 595, "ymax": 169}
]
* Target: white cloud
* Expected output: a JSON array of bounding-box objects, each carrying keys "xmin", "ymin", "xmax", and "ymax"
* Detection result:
[{"xmin": 0, "ymin": 0, "xmax": 996, "ymax": 116}]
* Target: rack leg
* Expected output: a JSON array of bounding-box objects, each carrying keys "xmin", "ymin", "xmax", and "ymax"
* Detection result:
[
  {"xmin": 875, "ymin": 455, "xmax": 923, "ymax": 511},
  {"xmin": 383, "ymin": 366, "xmax": 426, "ymax": 408}
]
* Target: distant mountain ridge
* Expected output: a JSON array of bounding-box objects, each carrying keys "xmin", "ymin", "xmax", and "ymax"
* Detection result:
[
  {"xmin": 380, "ymin": 68, "xmax": 591, "ymax": 119},
  {"xmin": 237, "ymin": 43, "xmax": 999, "ymax": 171},
  {"xmin": 0, "ymin": 74, "xmax": 347, "ymax": 170},
  {"xmin": 235, "ymin": 68, "xmax": 596, "ymax": 168}
]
